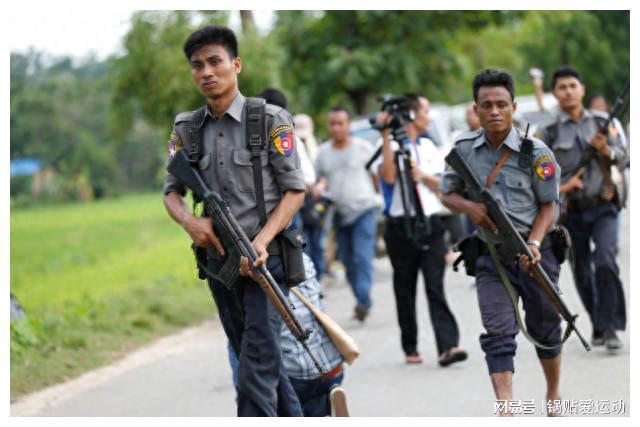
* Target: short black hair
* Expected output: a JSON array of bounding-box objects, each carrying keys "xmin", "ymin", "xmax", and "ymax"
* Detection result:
[
  {"xmin": 329, "ymin": 105, "xmax": 351, "ymax": 119},
  {"xmin": 472, "ymin": 69, "xmax": 515, "ymax": 102},
  {"xmin": 257, "ymin": 88, "xmax": 287, "ymax": 109},
  {"xmin": 403, "ymin": 92, "xmax": 425, "ymax": 112},
  {"xmin": 183, "ymin": 25, "xmax": 238, "ymax": 61},
  {"xmin": 587, "ymin": 92, "xmax": 606, "ymax": 105},
  {"xmin": 551, "ymin": 65, "xmax": 582, "ymax": 89}
]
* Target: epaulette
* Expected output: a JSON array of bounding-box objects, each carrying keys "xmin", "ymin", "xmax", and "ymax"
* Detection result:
[
  {"xmin": 174, "ymin": 110, "xmax": 195, "ymax": 124},
  {"xmin": 454, "ymin": 129, "xmax": 482, "ymax": 145},
  {"xmin": 264, "ymin": 102, "xmax": 285, "ymax": 118}
]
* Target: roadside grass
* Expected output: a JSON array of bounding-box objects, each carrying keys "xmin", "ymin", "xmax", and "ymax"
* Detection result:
[{"xmin": 10, "ymin": 193, "xmax": 214, "ymax": 400}]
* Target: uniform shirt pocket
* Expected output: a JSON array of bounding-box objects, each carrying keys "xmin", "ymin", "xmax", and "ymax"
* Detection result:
[
  {"xmin": 232, "ymin": 149, "xmax": 268, "ymax": 193},
  {"xmin": 504, "ymin": 174, "xmax": 535, "ymax": 210}
]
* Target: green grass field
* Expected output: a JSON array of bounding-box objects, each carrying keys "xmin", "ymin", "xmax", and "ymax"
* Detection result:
[{"xmin": 10, "ymin": 193, "xmax": 214, "ymax": 400}]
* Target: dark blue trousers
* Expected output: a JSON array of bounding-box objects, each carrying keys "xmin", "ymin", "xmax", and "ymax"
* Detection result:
[
  {"xmin": 207, "ymin": 255, "xmax": 303, "ymax": 416},
  {"xmin": 475, "ymin": 248, "xmax": 562, "ymax": 374},
  {"xmin": 563, "ymin": 202, "xmax": 626, "ymax": 332}
]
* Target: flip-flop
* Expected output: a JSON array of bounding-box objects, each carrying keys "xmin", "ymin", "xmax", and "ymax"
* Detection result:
[{"xmin": 438, "ymin": 349, "xmax": 468, "ymax": 367}]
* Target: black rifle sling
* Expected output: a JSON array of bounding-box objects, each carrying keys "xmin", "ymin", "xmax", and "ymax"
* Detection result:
[{"xmin": 245, "ymin": 98, "xmax": 268, "ymax": 226}]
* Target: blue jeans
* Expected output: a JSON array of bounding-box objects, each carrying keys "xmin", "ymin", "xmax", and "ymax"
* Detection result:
[
  {"xmin": 288, "ymin": 372, "xmax": 345, "ymax": 417},
  {"xmin": 303, "ymin": 224, "xmax": 326, "ymax": 280},
  {"xmin": 336, "ymin": 208, "xmax": 377, "ymax": 309}
]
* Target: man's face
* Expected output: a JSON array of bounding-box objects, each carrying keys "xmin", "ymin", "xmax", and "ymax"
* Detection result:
[
  {"xmin": 474, "ymin": 86, "xmax": 516, "ymax": 135},
  {"xmin": 466, "ymin": 103, "xmax": 481, "ymax": 131},
  {"xmin": 552, "ymin": 76, "xmax": 585, "ymax": 111},
  {"xmin": 411, "ymin": 97, "xmax": 431, "ymax": 134},
  {"xmin": 589, "ymin": 95, "xmax": 608, "ymax": 113},
  {"xmin": 328, "ymin": 111, "xmax": 350, "ymax": 142},
  {"xmin": 189, "ymin": 44, "xmax": 241, "ymax": 99}
]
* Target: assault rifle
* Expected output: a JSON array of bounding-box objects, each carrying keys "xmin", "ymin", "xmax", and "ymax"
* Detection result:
[
  {"xmin": 168, "ymin": 150, "xmax": 325, "ymax": 373},
  {"xmin": 445, "ymin": 147, "xmax": 591, "ymax": 351}
]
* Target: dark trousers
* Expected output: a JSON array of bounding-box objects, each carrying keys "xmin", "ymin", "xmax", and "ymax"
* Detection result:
[
  {"xmin": 563, "ymin": 202, "xmax": 626, "ymax": 332},
  {"xmin": 289, "ymin": 372, "xmax": 345, "ymax": 417},
  {"xmin": 475, "ymin": 248, "xmax": 562, "ymax": 374},
  {"xmin": 207, "ymin": 255, "xmax": 302, "ymax": 417},
  {"xmin": 383, "ymin": 218, "xmax": 460, "ymax": 356}
]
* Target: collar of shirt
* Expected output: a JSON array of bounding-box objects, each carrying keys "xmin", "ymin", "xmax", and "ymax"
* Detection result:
[
  {"xmin": 472, "ymin": 126, "xmax": 521, "ymax": 152},
  {"xmin": 204, "ymin": 91, "xmax": 245, "ymax": 123},
  {"xmin": 558, "ymin": 107, "xmax": 593, "ymax": 124}
]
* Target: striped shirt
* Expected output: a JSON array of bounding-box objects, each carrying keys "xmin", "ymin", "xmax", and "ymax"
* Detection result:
[{"xmin": 280, "ymin": 254, "xmax": 343, "ymax": 380}]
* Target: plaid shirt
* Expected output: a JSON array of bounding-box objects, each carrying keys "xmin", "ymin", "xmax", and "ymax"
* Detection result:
[{"xmin": 280, "ymin": 254, "xmax": 343, "ymax": 380}]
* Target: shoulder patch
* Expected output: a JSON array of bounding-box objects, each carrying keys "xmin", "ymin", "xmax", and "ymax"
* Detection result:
[
  {"xmin": 270, "ymin": 124, "xmax": 295, "ymax": 157},
  {"xmin": 167, "ymin": 131, "xmax": 182, "ymax": 161},
  {"xmin": 534, "ymin": 154, "xmax": 555, "ymax": 181}
]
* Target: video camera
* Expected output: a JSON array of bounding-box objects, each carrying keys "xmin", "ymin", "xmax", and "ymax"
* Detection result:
[{"xmin": 368, "ymin": 94, "xmax": 415, "ymax": 142}]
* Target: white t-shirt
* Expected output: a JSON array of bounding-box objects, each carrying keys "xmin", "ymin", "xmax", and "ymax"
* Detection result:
[{"xmin": 373, "ymin": 136, "xmax": 446, "ymax": 218}]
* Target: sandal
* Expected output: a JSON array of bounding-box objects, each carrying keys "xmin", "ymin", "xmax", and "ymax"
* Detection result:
[{"xmin": 438, "ymin": 348, "xmax": 468, "ymax": 367}]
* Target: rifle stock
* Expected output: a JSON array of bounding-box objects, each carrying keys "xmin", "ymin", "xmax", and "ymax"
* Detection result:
[{"xmin": 445, "ymin": 147, "xmax": 591, "ymax": 351}]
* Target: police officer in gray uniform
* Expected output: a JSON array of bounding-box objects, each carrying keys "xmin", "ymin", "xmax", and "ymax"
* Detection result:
[
  {"xmin": 440, "ymin": 69, "xmax": 563, "ymax": 414},
  {"xmin": 163, "ymin": 25, "xmax": 305, "ymax": 416},
  {"xmin": 538, "ymin": 66, "xmax": 627, "ymax": 351}
]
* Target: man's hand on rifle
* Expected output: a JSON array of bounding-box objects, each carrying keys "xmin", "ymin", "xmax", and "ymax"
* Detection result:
[
  {"xmin": 519, "ymin": 244, "xmax": 541, "ymax": 275},
  {"xmin": 465, "ymin": 201, "xmax": 498, "ymax": 234},
  {"xmin": 182, "ymin": 215, "xmax": 225, "ymax": 256},
  {"xmin": 560, "ymin": 167, "xmax": 585, "ymax": 194},
  {"xmin": 590, "ymin": 132, "xmax": 611, "ymax": 157},
  {"xmin": 238, "ymin": 238, "xmax": 269, "ymax": 279}
]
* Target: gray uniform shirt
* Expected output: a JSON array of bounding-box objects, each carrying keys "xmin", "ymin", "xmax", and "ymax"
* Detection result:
[
  {"xmin": 537, "ymin": 109, "xmax": 628, "ymax": 202},
  {"xmin": 439, "ymin": 126, "xmax": 560, "ymax": 238},
  {"xmin": 163, "ymin": 92, "xmax": 305, "ymax": 242}
]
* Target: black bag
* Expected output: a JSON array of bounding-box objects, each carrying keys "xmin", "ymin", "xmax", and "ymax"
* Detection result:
[
  {"xmin": 452, "ymin": 234, "xmax": 483, "ymax": 277},
  {"xmin": 279, "ymin": 227, "xmax": 307, "ymax": 286},
  {"xmin": 300, "ymin": 193, "xmax": 333, "ymax": 228}
]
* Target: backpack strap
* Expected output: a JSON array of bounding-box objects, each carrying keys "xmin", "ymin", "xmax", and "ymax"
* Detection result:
[
  {"xmin": 244, "ymin": 97, "xmax": 268, "ymax": 226},
  {"xmin": 186, "ymin": 106, "xmax": 207, "ymax": 163}
]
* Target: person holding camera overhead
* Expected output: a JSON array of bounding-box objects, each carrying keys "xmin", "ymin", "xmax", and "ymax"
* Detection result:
[{"xmin": 373, "ymin": 93, "xmax": 467, "ymax": 366}]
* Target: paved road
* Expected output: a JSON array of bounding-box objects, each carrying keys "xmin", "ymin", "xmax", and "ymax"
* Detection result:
[{"xmin": 13, "ymin": 209, "xmax": 630, "ymax": 417}]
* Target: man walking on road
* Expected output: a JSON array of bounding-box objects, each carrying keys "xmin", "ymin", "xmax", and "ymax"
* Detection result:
[
  {"xmin": 313, "ymin": 106, "xmax": 380, "ymax": 321},
  {"xmin": 162, "ymin": 25, "xmax": 305, "ymax": 416},
  {"xmin": 373, "ymin": 93, "xmax": 467, "ymax": 366},
  {"xmin": 537, "ymin": 66, "xmax": 628, "ymax": 351},
  {"xmin": 440, "ymin": 69, "xmax": 564, "ymax": 415}
]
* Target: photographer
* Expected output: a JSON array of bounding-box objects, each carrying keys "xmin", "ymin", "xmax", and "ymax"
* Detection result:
[{"xmin": 374, "ymin": 93, "xmax": 467, "ymax": 366}]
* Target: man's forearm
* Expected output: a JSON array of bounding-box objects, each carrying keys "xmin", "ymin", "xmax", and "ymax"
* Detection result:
[
  {"xmin": 163, "ymin": 192, "xmax": 191, "ymax": 227},
  {"xmin": 380, "ymin": 132, "xmax": 397, "ymax": 184},
  {"xmin": 440, "ymin": 191, "xmax": 471, "ymax": 215},
  {"xmin": 253, "ymin": 190, "xmax": 304, "ymax": 245},
  {"xmin": 528, "ymin": 202, "xmax": 557, "ymax": 242}
]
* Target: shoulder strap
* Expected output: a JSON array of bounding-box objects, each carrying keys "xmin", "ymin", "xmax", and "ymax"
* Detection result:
[
  {"xmin": 245, "ymin": 97, "xmax": 268, "ymax": 226},
  {"xmin": 545, "ymin": 119, "xmax": 560, "ymax": 149},
  {"xmin": 186, "ymin": 106, "xmax": 207, "ymax": 163},
  {"xmin": 485, "ymin": 148, "xmax": 513, "ymax": 188}
]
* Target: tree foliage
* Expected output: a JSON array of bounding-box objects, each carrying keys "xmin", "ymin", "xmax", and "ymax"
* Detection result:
[{"xmin": 10, "ymin": 10, "xmax": 629, "ymax": 203}]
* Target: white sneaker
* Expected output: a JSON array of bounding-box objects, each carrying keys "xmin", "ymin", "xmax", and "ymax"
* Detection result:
[{"xmin": 329, "ymin": 386, "xmax": 349, "ymax": 417}]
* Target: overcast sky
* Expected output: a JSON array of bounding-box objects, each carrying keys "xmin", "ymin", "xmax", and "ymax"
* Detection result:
[{"xmin": 8, "ymin": 9, "xmax": 274, "ymax": 60}]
